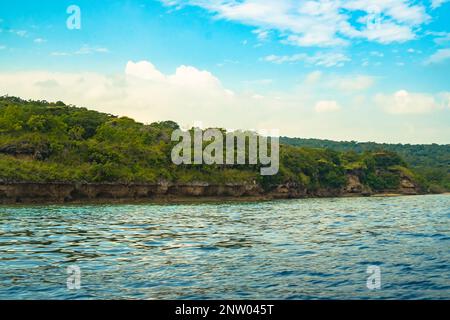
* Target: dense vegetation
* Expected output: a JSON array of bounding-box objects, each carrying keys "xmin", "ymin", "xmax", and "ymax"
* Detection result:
[
  {"xmin": 281, "ymin": 137, "xmax": 450, "ymax": 192},
  {"xmin": 0, "ymin": 96, "xmax": 445, "ymax": 193}
]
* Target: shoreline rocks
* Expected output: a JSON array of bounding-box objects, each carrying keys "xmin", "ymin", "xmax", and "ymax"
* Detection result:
[{"xmin": 0, "ymin": 177, "xmax": 425, "ymax": 204}]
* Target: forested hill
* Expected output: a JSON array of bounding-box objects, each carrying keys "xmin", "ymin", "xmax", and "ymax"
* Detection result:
[
  {"xmin": 0, "ymin": 96, "xmax": 448, "ymax": 200},
  {"xmin": 281, "ymin": 137, "xmax": 450, "ymax": 192}
]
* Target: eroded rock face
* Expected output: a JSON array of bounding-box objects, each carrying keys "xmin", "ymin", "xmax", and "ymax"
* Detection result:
[
  {"xmin": 399, "ymin": 175, "xmax": 421, "ymax": 195},
  {"xmin": 270, "ymin": 183, "xmax": 307, "ymax": 199},
  {"xmin": 345, "ymin": 175, "xmax": 363, "ymax": 193},
  {"xmin": 0, "ymin": 172, "xmax": 422, "ymax": 204},
  {"xmin": 343, "ymin": 174, "xmax": 372, "ymax": 196},
  {"xmin": 0, "ymin": 182, "xmax": 266, "ymax": 204}
]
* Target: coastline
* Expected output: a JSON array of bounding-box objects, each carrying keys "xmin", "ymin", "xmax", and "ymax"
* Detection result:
[
  {"xmin": 0, "ymin": 181, "xmax": 435, "ymax": 205},
  {"xmin": 0, "ymin": 193, "xmax": 441, "ymax": 207}
]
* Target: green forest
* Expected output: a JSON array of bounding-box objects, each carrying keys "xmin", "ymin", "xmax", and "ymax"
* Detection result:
[
  {"xmin": 0, "ymin": 96, "xmax": 448, "ymax": 193},
  {"xmin": 281, "ymin": 137, "xmax": 450, "ymax": 192}
]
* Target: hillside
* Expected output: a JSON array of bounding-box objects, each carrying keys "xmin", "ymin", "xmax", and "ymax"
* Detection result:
[
  {"xmin": 0, "ymin": 96, "xmax": 442, "ymax": 203},
  {"xmin": 281, "ymin": 137, "xmax": 450, "ymax": 192}
]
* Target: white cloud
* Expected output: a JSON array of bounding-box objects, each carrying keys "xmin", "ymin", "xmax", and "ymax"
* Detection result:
[
  {"xmin": 435, "ymin": 33, "xmax": 450, "ymax": 44},
  {"xmin": 10, "ymin": 29, "xmax": 27, "ymax": 37},
  {"xmin": 333, "ymin": 75, "xmax": 374, "ymax": 91},
  {"xmin": 301, "ymin": 72, "xmax": 375, "ymax": 96},
  {"xmin": 0, "ymin": 45, "xmax": 6, "ymax": 50},
  {"xmin": 263, "ymin": 52, "xmax": 350, "ymax": 67},
  {"xmin": 431, "ymin": 0, "xmax": 450, "ymax": 9},
  {"xmin": 284, "ymin": 32, "xmax": 348, "ymax": 47},
  {"xmin": 302, "ymin": 71, "xmax": 375, "ymax": 91},
  {"xmin": 375, "ymin": 90, "xmax": 444, "ymax": 114},
  {"xmin": 251, "ymin": 94, "xmax": 264, "ymax": 99},
  {"xmin": 169, "ymin": 65, "xmax": 225, "ymax": 90},
  {"xmin": 427, "ymin": 31, "xmax": 450, "ymax": 45},
  {"xmin": 345, "ymin": 0, "xmax": 429, "ymax": 26},
  {"xmin": 34, "ymin": 38, "xmax": 46, "ymax": 44},
  {"xmin": 75, "ymin": 45, "xmax": 109, "ymax": 55},
  {"xmin": 51, "ymin": 52, "xmax": 70, "ymax": 56},
  {"xmin": 425, "ymin": 48, "xmax": 450, "ymax": 64},
  {"xmin": 439, "ymin": 92, "xmax": 450, "ymax": 109},
  {"xmin": 315, "ymin": 100, "xmax": 341, "ymax": 113},
  {"xmin": 50, "ymin": 45, "xmax": 109, "ymax": 57},
  {"xmin": 304, "ymin": 71, "xmax": 323, "ymax": 85},
  {"xmin": 252, "ymin": 29, "xmax": 269, "ymax": 41},
  {"xmin": 360, "ymin": 21, "xmax": 416, "ymax": 43},
  {"xmin": 126, "ymin": 61, "xmax": 226, "ymax": 92},
  {"xmin": 370, "ymin": 51, "xmax": 384, "ymax": 57},
  {"xmin": 125, "ymin": 61, "xmax": 166, "ymax": 81},
  {"xmin": 160, "ymin": 0, "xmax": 430, "ymax": 47}
]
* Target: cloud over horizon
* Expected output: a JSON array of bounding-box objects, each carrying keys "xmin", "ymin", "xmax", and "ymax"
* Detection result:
[
  {"xmin": 375, "ymin": 90, "xmax": 446, "ymax": 114},
  {"xmin": 0, "ymin": 61, "xmax": 448, "ymax": 143}
]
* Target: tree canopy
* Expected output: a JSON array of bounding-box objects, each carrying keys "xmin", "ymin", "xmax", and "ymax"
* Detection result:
[{"xmin": 0, "ymin": 96, "xmax": 445, "ymax": 193}]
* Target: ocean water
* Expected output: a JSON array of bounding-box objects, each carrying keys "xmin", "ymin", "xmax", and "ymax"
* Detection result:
[{"xmin": 0, "ymin": 195, "xmax": 449, "ymax": 300}]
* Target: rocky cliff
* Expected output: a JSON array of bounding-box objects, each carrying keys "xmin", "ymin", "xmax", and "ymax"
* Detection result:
[{"xmin": 0, "ymin": 172, "xmax": 423, "ymax": 204}]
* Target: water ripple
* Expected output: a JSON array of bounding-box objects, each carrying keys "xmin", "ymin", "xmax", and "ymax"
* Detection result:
[{"xmin": 0, "ymin": 194, "xmax": 449, "ymax": 299}]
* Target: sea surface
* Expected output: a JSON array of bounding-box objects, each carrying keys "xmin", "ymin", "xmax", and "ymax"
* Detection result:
[{"xmin": 0, "ymin": 195, "xmax": 449, "ymax": 300}]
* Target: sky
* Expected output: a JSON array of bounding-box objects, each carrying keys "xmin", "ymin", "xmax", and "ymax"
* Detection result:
[{"xmin": 0, "ymin": 0, "xmax": 449, "ymax": 144}]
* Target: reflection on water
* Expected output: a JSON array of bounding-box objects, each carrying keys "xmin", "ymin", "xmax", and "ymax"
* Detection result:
[{"xmin": 0, "ymin": 195, "xmax": 449, "ymax": 299}]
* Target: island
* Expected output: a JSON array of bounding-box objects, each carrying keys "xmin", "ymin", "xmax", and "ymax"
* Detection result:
[{"xmin": 0, "ymin": 96, "xmax": 448, "ymax": 204}]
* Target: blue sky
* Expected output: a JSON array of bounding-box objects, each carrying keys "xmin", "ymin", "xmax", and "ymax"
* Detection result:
[{"xmin": 0, "ymin": 0, "xmax": 449, "ymax": 143}]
